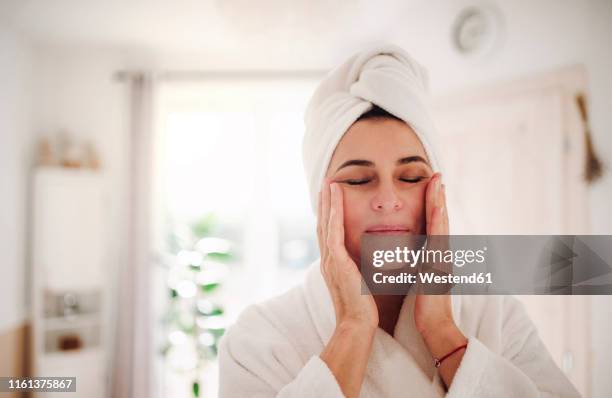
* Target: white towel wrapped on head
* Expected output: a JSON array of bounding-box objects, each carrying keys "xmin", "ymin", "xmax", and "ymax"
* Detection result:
[{"xmin": 302, "ymin": 43, "xmax": 443, "ymax": 214}]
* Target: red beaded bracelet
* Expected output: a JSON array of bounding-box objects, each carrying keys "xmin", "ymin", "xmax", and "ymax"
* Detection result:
[{"xmin": 433, "ymin": 343, "xmax": 468, "ymax": 368}]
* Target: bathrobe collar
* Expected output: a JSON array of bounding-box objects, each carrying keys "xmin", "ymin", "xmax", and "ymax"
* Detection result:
[{"xmin": 303, "ymin": 259, "xmax": 461, "ymax": 397}]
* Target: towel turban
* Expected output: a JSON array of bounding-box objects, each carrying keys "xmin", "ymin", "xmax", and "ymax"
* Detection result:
[{"xmin": 302, "ymin": 43, "xmax": 443, "ymax": 214}]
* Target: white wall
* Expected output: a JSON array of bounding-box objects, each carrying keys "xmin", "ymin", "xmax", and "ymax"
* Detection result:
[{"xmin": 0, "ymin": 27, "xmax": 33, "ymax": 332}]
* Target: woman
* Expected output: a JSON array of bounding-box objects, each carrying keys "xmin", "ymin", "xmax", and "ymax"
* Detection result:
[{"xmin": 218, "ymin": 44, "xmax": 580, "ymax": 397}]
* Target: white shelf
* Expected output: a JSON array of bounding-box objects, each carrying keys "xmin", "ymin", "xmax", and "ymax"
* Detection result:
[
  {"xmin": 43, "ymin": 313, "xmax": 101, "ymax": 332},
  {"xmin": 31, "ymin": 167, "xmax": 110, "ymax": 398},
  {"xmin": 33, "ymin": 167, "xmax": 106, "ymax": 291},
  {"xmin": 41, "ymin": 346, "xmax": 103, "ymax": 363},
  {"xmin": 36, "ymin": 348, "xmax": 105, "ymax": 398}
]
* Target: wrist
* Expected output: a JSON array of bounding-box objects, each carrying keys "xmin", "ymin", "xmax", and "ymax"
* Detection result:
[
  {"xmin": 321, "ymin": 320, "xmax": 375, "ymax": 398},
  {"xmin": 420, "ymin": 320, "xmax": 467, "ymax": 360},
  {"xmin": 336, "ymin": 319, "xmax": 377, "ymax": 339},
  {"xmin": 418, "ymin": 317, "xmax": 454, "ymax": 338}
]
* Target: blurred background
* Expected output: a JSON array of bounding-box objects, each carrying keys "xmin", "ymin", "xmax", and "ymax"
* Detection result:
[{"xmin": 0, "ymin": 0, "xmax": 611, "ymax": 397}]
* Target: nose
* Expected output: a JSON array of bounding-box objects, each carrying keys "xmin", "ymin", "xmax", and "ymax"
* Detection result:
[{"xmin": 371, "ymin": 181, "xmax": 403, "ymax": 212}]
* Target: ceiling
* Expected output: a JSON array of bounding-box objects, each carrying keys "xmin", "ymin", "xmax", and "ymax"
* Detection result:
[
  {"xmin": 0, "ymin": 0, "xmax": 461, "ymax": 69},
  {"xmin": 3, "ymin": 0, "xmax": 607, "ymax": 95}
]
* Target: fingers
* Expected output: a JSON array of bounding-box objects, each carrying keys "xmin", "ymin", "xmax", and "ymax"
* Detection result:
[
  {"xmin": 425, "ymin": 173, "xmax": 440, "ymax": 235},
  {"xmin": 440, "ymin": 183, "xmax": 449, "ymax": 234},
  {"xmin": 317, "ymin": 190, "xmax": 322, "ymax": 243},
  {"xmin": 426, "ymin": 173, "xmax": 449, "ymax": 236},
  {"xmin": 421, "ymin": 174, "xmax": 453, "ymax": 295},
  {"xmin": 321, "ymin": 178, "xmax": 331, "ymax": 240},
  {"xmin": 318, "ymin": 179, "xmax": 331, "ymax": 280},
  {"xmin": 318, "ymin": 178, "xmax": 332, "ymax": 256},
  {"xmin": 327, "ymin": 182, "xmax": 350, "ymax": 262},
  {"xmin": 431, "ymin": 207, "xmax": 446, "ymax": 236}
]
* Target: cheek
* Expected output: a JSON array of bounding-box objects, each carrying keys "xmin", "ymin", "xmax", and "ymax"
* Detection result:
[
  {"xmin": 408, "ymin": 184, "xmax": 428, "ymax": 232},
  {"xmin": 341, "ymin": 190, "xmax": 369, "ymax": 259}
]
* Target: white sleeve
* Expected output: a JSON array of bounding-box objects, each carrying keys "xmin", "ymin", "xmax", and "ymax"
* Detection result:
[
  {"xmin": 218, "ymin": 322, "xmax": 345, "ymax": 398},
  {"xmin": 447, "ymin": 297, "xmax": 581, "ymax": 398}
]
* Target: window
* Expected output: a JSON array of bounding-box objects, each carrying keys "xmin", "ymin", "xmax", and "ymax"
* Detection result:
[{"xmin": 153, "ymin": 77, "xmax": 321, "ymax": 397}]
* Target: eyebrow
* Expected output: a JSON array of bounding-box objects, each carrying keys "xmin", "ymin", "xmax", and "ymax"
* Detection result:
[{"xmin": 335, "ymin": 156, "xmax": 430, "ymax": 172}]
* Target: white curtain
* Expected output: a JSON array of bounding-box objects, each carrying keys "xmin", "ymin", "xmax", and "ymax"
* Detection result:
[{"xmin": 111, "ymin": 72, "xmax": 156, "ymax": 398}]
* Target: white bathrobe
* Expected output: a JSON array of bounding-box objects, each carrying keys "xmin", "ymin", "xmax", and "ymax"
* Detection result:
[{"xmin": 218, "ymin": 260, "xmax": 580, "ymax": 397}]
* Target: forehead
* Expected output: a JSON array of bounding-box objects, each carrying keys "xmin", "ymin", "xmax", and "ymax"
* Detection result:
[{"xmin": 329, "ymin": 118, "xmax": 429, "ymax": 167}]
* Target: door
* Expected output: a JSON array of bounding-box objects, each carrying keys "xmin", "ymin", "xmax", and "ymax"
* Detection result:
[{"xmin": 432, "ymin": 65, "xmax": 591, "ymax": 396}]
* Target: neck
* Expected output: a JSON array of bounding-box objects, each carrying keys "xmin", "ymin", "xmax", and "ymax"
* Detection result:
[{"xmin": 374, "ymin": 294, "xmax": 405, "ymax": 336}]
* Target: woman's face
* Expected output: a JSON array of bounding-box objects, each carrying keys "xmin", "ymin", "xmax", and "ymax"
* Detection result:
[{"xmin": 325, "ymin": 117, "xmax": 434, "ymax": 262}]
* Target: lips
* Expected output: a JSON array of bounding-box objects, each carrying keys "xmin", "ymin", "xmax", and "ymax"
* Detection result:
[{"xmin": 365, "ymin": 225, "xmax": 411, "ymax": 235}]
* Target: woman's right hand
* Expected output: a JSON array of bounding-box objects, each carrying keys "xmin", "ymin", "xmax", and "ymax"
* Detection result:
[
  {"xmin": 318, "ymin": 179, "xmax": 378, "ymax": 398},
  {"xmin": 317, "ymin": 179, "xmax": 379, "ymax": 330}
]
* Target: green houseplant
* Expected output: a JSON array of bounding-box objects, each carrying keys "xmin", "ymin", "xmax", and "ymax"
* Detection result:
[{"xmin": 160, "ymin": 214, "xmax": 234, "ymax": 397}]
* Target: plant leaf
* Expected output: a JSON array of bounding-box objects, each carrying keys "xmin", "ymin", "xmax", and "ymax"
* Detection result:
[{"xmin": 192, "ymin": 380, "xmax": 200, "ymax": 397}]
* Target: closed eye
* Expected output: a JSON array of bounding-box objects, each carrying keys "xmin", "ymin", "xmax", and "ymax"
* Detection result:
[
  {"xmin": 344, "ymin": 178, "xmax": 372, "ymax": 185},
  {"xmin": 400, "ymin": 177, "xmax": 425, "ymax": 183},
  {"xmin": 342, "ymin": 177, "xmax": 425, "ymax": 185}
]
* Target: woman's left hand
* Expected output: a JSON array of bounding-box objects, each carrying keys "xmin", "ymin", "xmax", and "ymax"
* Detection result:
[
  {"xmin": 414, "ymin": 172, "xmax": 453, "ymax": 335},
  {"xmin": 414, "ymin": 172, "xmax": 468, "ymax": 388}
]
